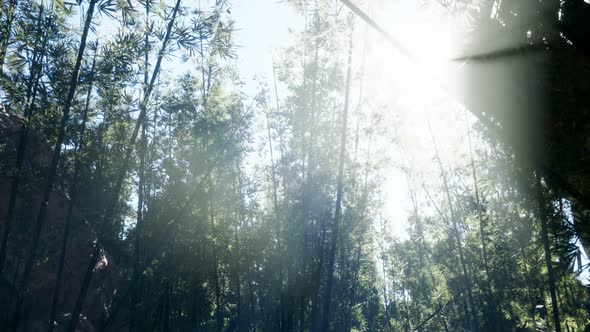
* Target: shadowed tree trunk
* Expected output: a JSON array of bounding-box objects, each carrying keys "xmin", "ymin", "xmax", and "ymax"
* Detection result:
[
  {"xmin": 47, "ymin": 44, "xmax": 98, "ymax": 332},
  {"xmin": 130, "ymin": 2, "xmax": 151, "ymax": 330},
  {"xmin": 344, "ymin": 244, "xmax": 361, "ymax": 332},
  {"xmin": 429, "ymin": 121, "xmax": 478, "ymax": 331},
  {"xmin": 465, "ymin": 112, "xmax": 497, "ymax": 330},
  {"xmin": 265, "ymin": 77, "xmax": 285, "ymax": 330},
  {"xmin": 307, "ymin": 8, "xmax": 322, "ymax": 331},
  {"xmin": 65, "ymin": 1, "xmax": 182, "ymax": 330},
  {"xmin": 0, "ymin": 0, "xmax": 47, "ymax": 274},
  {"xmin": 535, "ymin": 173, "xmax": 561, "ymax": 332},
  {"xmin": 11, "ymin": 1, "xmax": 97, "ymax": 329},
  {"xmin": 208, "ymin": 172, "xmax": 223, "ymax": 332},
  {"xmin": 310, "ymin": 215, "xmax": 326, "ymax": 332},
  {"xmin": 321, "ymin": 28, "xmax": 353, "ymax": 332}
]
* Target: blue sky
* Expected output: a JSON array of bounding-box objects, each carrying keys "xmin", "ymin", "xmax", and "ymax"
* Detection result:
[{"xmin": 231, "ymin": 0, "xmax": 303, "ymax": 94}]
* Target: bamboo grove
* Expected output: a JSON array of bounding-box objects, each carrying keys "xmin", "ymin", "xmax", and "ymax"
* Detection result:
[{"xmin": 0, "ymin": 0, "xmax": 588, "ymax": 331}]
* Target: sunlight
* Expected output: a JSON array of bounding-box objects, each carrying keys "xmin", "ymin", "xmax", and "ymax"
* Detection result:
[
  {"xmin": 3, "ymin": 0, "xmax": 588, "ymax": 329},
  {"xmin": 374, "ymin": 0, "xmax": 456, "ymax": 80},
  {"xmin": 359, "ymin": 0, "xmax": 467, "ymax": 240}
]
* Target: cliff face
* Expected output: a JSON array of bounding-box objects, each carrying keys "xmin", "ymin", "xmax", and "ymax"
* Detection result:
[{"xmin": 0, "ymin": 110, "xmax": 116, "ymax": 331}]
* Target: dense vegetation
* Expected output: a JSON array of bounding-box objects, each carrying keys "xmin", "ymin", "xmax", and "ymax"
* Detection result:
[{"xmin": 0, "ymin": 0, "xmax": 588, "ymax": 331}]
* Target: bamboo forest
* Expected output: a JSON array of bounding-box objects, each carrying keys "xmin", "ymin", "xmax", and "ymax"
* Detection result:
[{"xmin": 1, "ymin": 0, "xmax": 590, "ymax": 331}]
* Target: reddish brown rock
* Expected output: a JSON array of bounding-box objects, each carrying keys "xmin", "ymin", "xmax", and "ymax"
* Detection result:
[{"xmin": 0, "ymin": 110, "xmax": 116, "ymax": 330}]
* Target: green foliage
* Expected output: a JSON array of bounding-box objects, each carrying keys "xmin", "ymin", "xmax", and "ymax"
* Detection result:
[{"xmin": 0, "ymin": 0, "xmax": 589, "ymax": 331}]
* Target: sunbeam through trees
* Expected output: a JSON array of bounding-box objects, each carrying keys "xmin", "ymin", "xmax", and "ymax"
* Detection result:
[{"xmin": 1, "ymin": 0, "xmax": 590, "ymax": 331}]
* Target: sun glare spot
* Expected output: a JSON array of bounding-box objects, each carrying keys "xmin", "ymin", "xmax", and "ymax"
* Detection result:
[{"xmin": 359, "ymin": 0, "xmax": 470, "ymax": 241}]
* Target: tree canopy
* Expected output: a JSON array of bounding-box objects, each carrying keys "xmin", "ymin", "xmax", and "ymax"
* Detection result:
[{"xmin": 0, "ymin": 0, "xmax": 589, "ymax": 331}]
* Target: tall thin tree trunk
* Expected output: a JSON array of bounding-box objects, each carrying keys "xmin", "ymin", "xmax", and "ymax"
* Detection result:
[
  {"xmin": 0, "ymin": 0, "xmax": 46, "ymax": 274},
  {"xmin": 249, "ymin": 273, "xmax": 256, "ymax": 331},
  {"xmin": 272, "ymin": 64, "xmax": 287, "ymax": 191},
  {"xmin": 130, "ymin": 3, "xmax": 151, "ymax": 329},
  {"xmin": 345, "ymin": 97, "xmax": 372, "ymax": 332},
  {"xmin": 234, "ymin": 222, "xmax": 242, "ymax": 331},
  {"xmin": 519, "ymin": 245, "xmax": 537, "ymax": 327},
  {"xmin": 321, "ymin": 30, "xmax": 353, "ymax": 332},
  {"xmin": 66, "ymin": 244, "xmax": 100, "ymax": 332},
  {"xmin": 265, "ymin": 91, "xmax": 286, "ymax": 331},
  {"xmin": 163, "ymin": 283, "xmax": 171, "ymax": 332},
  {"xmin": 47, "ymin": 45, "xmax": 97, "ymax": 332},
  {"xmin": 236, "ymin": 157, "xmax": 256, "ymax": 332},
  {"xmin": 310, "ymin": 216, "xmax": 326, "ymax": 332},
  {"xmin": 298, "ymin": 294, "xmax": 305, "ymax": 332},
  {"xmin": 465, "ymin": 112, "xmax": 496, "ymax": 330},
  {"xmin": 380, "ymin": 201, "xmax": 394, "ymax": 331},
  {"xmin": 197, "ymin": 130, "xmax": 220, "ymax": 331},
  {"xmin": 198, "ymin": 21, "xmax": 223, "ymax": 331},
  {"xmin": 66, "ymin": 2, "xmax": 182, "ymax": 330},
  {"xmin": 130, "ymin": 114, "xmax": 147, "ymax": 332},
  {"xmin": 535, "ymin": 174, "xmax": 561, "ymax": 332},
  {"xmin": 303, "ymin": 0, "xmax": 320, "ymax": 215},
  {"xmin": 11, "ymin": 1, "xmax": 97, "ymax": 329},
  {"xmin": 344, "ymin": 244, "xmax": 361, "ymax": 332},
  {"xmin": 429, "ymin": 121, "xmax": 478, "ymax": 331},
  {"xmin": 403, "ymin": 289, "xmax": 411, "ymax": 332}
]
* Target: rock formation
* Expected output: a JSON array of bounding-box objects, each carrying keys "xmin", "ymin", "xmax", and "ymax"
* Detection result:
[{"xmin": 0, "ymin": 110, "xmax": 116, "ymax": 330}]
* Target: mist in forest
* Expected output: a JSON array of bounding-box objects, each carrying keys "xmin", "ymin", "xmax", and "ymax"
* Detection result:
[{"xmin": 1, "ymin": 0, "xmax": 590, "ymax": 331}]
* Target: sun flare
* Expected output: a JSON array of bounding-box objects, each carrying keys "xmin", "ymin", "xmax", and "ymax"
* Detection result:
[{"xmin": 355, "ymin": 0, "xmax": 470, "ymax": 240}]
